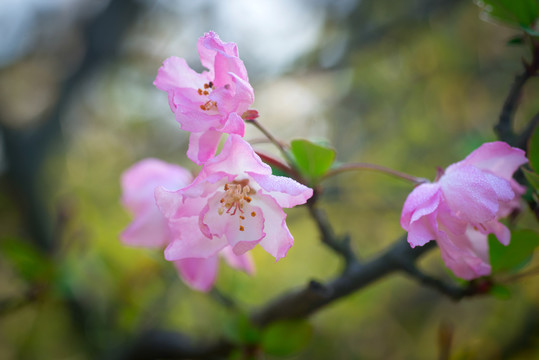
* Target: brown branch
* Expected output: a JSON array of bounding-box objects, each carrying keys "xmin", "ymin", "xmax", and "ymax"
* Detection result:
[
  {"xmin": 495, "ymin": 40, "xmax": 539, "ymax": 144},
  {"xmin": 306, "ymin": 201, "xmax": 357, "ymax": 265},
  {"xmin": 323, "ymin": 162, "xmax": 428, "ymax": 185},
  {"xmin": 251, "ymin": 235, "xmax": 434, "ymax": 327},
  {"xmin": 116, "ymin": 236, "xmax": 436, "ymax": 359}
]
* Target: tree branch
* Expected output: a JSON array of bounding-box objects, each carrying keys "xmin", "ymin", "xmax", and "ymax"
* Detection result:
[
  {"xmin": 251, "ymin": 235, "xmax": 434, "ymax": 327},
  {"xmin": 306, "ymin": 201, "xmax": 357, "ymax": 265},
  {"xmin": 116, "ymin": 236, "xmax": 436, "ymax": 359},
  {"xmin": 495, "ymin": 40, "xmax": 539, "ymax": 144}
]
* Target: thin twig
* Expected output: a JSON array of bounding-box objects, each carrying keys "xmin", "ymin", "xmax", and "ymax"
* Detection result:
[
  {"xmin": 323, "ymin": 162, "xmax": 429, "ymax": 184},
  {"xmin": 399, "ymin": 263, "xmax": 476, "ymax": 301},
  {"xmin": 248, "ymin": 119, "xmax": 297, "ymax": 168},
  {"xmin": 306, "ymin": 202, "xmax": 356, "ymax": 265},
  {"xmin": 495, "ymin": 39, "xmax": 539, "ymax": 144}
]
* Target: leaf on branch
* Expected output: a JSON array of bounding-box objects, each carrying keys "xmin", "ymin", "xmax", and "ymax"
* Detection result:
[
  {"xmin": 489, "ymin": 230, "xmax": 539, "ymax": 273},
  {"xmin": 260, "ymin": 319, "xmax": 313, "ymax": 356},
  {"xmin": 289, "ymin": 139, "xmax": 336, "ymax": 185},
  {"xmin": 475, "ymin": 0, "xmax": 539, "ymax": 29}
]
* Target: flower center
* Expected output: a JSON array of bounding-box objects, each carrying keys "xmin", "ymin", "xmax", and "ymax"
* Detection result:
[
  {"xmin": 218, "ymin": 180, "xmax": 257, "ymax": 232},
  {"xmin": 198, "ymin": 81, "xmax": 218, "ymax": 111}
]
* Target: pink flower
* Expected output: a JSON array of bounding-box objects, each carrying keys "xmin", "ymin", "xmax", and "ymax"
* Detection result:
[
  {"xmin": 154, "ymin": 31, "xmax": 255, "ymax": 165},
  {"xmin": 120, "ymin": 158, "xmax": 254, "ymax": 292},
  {"xmin": 400, "ymin": 142, "xmax": 527, "ymax": 279},
  {"xmin": 156, "ymin": 135, "xmax": 313, "ymax": 261}
]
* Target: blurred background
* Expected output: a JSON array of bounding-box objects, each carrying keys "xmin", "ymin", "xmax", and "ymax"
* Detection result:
[{"xmin": 1, "ymin": 0, "xmax": 538, "ymax": 359}]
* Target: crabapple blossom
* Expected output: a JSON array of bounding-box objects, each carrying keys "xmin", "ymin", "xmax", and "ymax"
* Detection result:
[
  {"xmin": 154, "ymin": 31, "xmax": 254, "ymax": 165},
  {"xmin": 400, "ymin": 141, "xmax": 527, "ymax": 279},
  {"xmin": 155, "ymin": 135, "xmax": 313, "ymax": 262},
  {"xmin": 120, "ymin": 158, "xmax": 253, "ymax": 292}
]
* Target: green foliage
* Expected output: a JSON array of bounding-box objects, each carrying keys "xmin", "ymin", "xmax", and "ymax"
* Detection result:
[
  {"xmin": 476, "ymin": 0, "xmax": 539, "ymax": 29},
  {"xmin": 523, "ymin": 168, "xmax": 539, "ymax": 191},
  {"xmin": 222, "ymin": 312, "xmax": 261, "ymax": 345},
  {"xmin": 260, "ymin": 319, "xmax": 313, "ymax": 357},
  {"xmin": 0, "ymin": 237, "xmax": 53, "ymax": 283},
  {"xmin": 289, "ymin": 139, "xmax": 336, "ymax": 185},
  {"xmin": 528, "ymin": 123, "xmax": 539, "ymax": 172},
  {"xmin": 489, "ymin": 230, "xmax": 539, "ymax": 273}
]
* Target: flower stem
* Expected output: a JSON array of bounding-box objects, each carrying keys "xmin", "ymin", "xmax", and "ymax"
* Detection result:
[
  {"xmin": 248, "ymin": 119, "xmax": 297, "ymax": 168},
  {"xmin": 323, "ymin": 163, "xmax": 428, "ymax": 184}
]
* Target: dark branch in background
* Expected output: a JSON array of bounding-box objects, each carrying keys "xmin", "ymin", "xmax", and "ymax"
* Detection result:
[
  {"xmin": 119, "ymin": 237, "xmax": 450, "ymax": 359},
  {"xmin": 306, "ymin": 200, "xmax": 357, "ymax": 265},
  {"xmin": 251, "ymin": 236, "xmax": 436, "ymax": 327},
  {"xmin": 495, "ymin": 38, "xmax": 539, "ymax": 145}
]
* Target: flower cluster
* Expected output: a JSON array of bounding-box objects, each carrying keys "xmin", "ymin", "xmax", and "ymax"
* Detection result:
[
  {"xmin": 153, "ymin": 31, "xmax": 254, "ymax": 165},
  {"xmin": 120, "ymin": 32, "xmax": 312, "ymax": 291},
  {"xmin": 401, "ymin": 142, "xmax": 527, "ymax": 279}
]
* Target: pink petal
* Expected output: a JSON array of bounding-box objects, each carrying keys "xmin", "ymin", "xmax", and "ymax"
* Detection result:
[
  {"xmin": 247, "ymin": 172, "xmax": 313, "ymax": 208},
  {"xmin": 164, "ymin": 217, "xmax": 228, "ymax": 260},
  {"xmin": 174, "ymin": 256, "xmax": 219, "ymax": 292},
  {"xmin": 171, "ymin": 90, "xmax": 221, "ymax": 132},
  {"xmin": 187, "ymin": 130, "xmax": 223, "ymax": 165},
  {"xmin": 120, "ymin": 158, "xmax": 193, "ymax": 248},
  {"xmin": 197, "ymin": 31, "xmax": 239, "ymax": 74},
  {"xmin": 210, "ymin": 73, "xmax": 254, "ymax": 116},
  {"xmin": 153, "ymin": 56, "xmax": 208, "ymax": 92},
  {"xmin": 121, "ymin": 158, "xmax": 192, "ymax": 215},
  {"xmin": 155, "ymin": 173, "xmax": 232, "ymax": 220},
  {"xmin": 213, "ymin": 51, "xmax": 249, "ymax": 88},
  {"xmin": 200, "ymin": 193, "xmax": 265, "ymax": 255},
  {"xmin": 400, "ymin": 183, "xmax": 441, "ymax": 230},
  {"xmin": 218, "ymin": 112, "xmax": 245, "ymax": 136},
  {"xmin": 120, "ymin": 207, "xmax": 170, "ymax": 248},
  {"xmin": 220, "ymin": 246, "xmax": 255, "ymax": 274},
  {"xmin": 459, "ymin": 141, "xmax": 527, "ymax": 180},
  {"xmin": 481, "ymin": 219, "xmax": 511, "ymax": 246},
  {"xmin": 255, "ymin": 193, "xmax": 295, "ymax": 261},
  {"xmin": 437, "ymin": 227, "xmax": 491, "ymax": 280},
  {"xmin": 406, "ymin": 214, "xmax": 438, "ymax": 248},
  {"xmin": 482, "ymin": 172, "xmax": 515, "ymax": 202},
  {"xmin": 201, "ymin": 135, "xmax": 272, "ymax": 177},
  {"xmin": 440, "ymin": 164, "xmax": 499, "ymax": 223}
]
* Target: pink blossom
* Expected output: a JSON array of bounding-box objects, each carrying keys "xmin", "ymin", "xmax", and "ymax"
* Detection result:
[
  {"xmin": 400, "ymin": 142, "xmax": 527, "ymax": 279},
  {"xmin": 154, "ymin": 31, "xmax": 254, "ymax": 165},
  {"xmin": 120, "ymin": 158, "xmax": 253, "ymax": 292},
  {"xmin": 156, "ymin": 135, "xmax": 313, "ymax": 261}
]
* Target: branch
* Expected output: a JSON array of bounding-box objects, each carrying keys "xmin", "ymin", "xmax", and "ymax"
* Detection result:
[
  {"xmin": 306, "ymin": 201, "xmax": 356, "ymax": 265},
  {"xmin": 251, "ymin": 235, "xmax": 434, "ymax": 327},
  {"xmin": 116, "ymin": 236, "xmax": 436, "ymax": 359},
  {"xmin": 323, "ymin": 162, "xmax": 428, "ymax": 185},
  {"xmin": 495, "ymin": 40, "xmax": 539, "ymax": 144},
  {"xmin": 400, "ymin": 263, "xmax": 478, "ymax": 300}
]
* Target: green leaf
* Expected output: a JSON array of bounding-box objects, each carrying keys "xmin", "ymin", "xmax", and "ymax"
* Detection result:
[
  {"xmin": 528, "ymin": 123, "xmax": 539, "ymax": 172},
  {"xmin": 476, "ymin": 0, "xmax": 539, "ymax": 28},
  {"xmin": 261, "ymin": 319, "xmax": 313, "ymax": 357},
  {"xmin": 523, "ymin": 168, "xmax": 539, "ymax": 191},
  {"xmin": 289, "ymin": 139, "xmax": 336, "ymax": 185},
  {"xmin": 0, "ymin": 237, "xmax": 53, "ymax": 283},
  {"xmin": 489, "ymin": 230, "xmax": 539, "ymax": 273},
  {"xmin": 222, "ymin": 312, "xmax": 261, "ymax": 345},
  {"xmin": 269, "ymin": 164, "xmax": 290, "ymax": 178}
]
